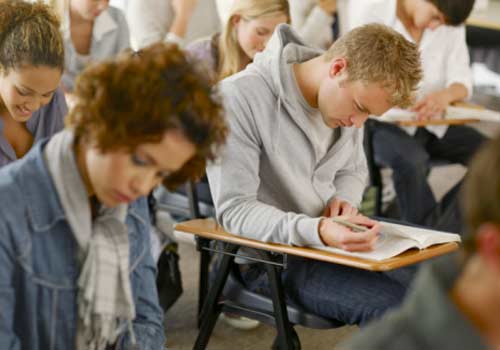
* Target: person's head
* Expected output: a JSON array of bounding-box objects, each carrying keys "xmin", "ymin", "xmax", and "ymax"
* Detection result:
[
  {"xmin": 67, "ymin": 43, "xmax": 228, "ymax": 208},
  {"xmin": 462, "ymin": 132, "xmax": 500, "ymax": 271},
  {"xmin": 0, "ymin": 0, "xmax": 64, "ymax": 122},
  {"xmin": 218, "ymin": 0, "xmax": 289, "ymax": 80},
  {"xmin": 68, "ymin": 0, "xmax": 109, "ymax": 21},
  {"xmin": 318, "ymin": 23, "xmax": 422, "ymax": 128},
  {"xmin": 405, "ymin": 0, "xmax": 476, "ymax": 30}
]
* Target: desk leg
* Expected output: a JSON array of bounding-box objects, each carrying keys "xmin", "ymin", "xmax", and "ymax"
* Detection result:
[
  {"xmin": 196, "ymin": 237, "xmax": 211, "ymax": 328},
  {"xmin": 263, "ymin": 255, "xmax": 295, "ymax": 349},
  {"xmin": 194, "ymin": 243, "xmax": 239, "ymax": 350}
]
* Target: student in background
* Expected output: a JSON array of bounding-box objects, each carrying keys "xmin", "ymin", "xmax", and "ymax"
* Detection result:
[
  {"xmin": 0, "ymin": 43, "xmax": 227, "ymax": 350},
  {"xmin": 289, "ymin": 0, "xmax": 350, "ymax": 49},
  {"xmin": 343, "ymin": 132, "xmax": 500, "ymax": 350},
  {"xmin": 348, "ymin": 0, "xmax": 486, "ymax": 231},
  {"xmin": 127, "ymin": 0, "xmax": 220, "ymax": 50},
  {"xmin": 187, "ymin": 0, "xmax": 290, "ymax": 82},
  {"xmin": 0, "ymin": 0, "xmax": 67, "ymax": 168},
  {"xmin": 207, "ymin": 23, "xmax": 422, "ymax": 325},
  {"xmin": 50, "ymin": 0, "xmax": 130, "ymax": 92}
]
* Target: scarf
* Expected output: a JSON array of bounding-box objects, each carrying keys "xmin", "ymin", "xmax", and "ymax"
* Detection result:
[{"xmin": 44, "ymin": 130, "xmax": 136, "ymax": 349}]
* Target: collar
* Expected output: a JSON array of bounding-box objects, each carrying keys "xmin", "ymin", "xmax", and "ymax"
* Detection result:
[{"xmin": 63, "ymin": 8, "xmax": 118, "ymax": 43}]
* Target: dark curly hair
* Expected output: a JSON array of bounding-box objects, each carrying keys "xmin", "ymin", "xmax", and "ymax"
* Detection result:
[
  {"xmin": 67, "ymin": 43, "xmax": 228, "ymax": 190},
  {"xmin": 0, "ymin": 0, "xmax": 64, "ymax": 72}
]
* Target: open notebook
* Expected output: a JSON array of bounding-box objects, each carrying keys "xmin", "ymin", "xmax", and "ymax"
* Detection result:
[
  {"xmin": 312, "ymin": 222, "xmax": 461, "ymax": 261},
  {"xmin": 378, "ymin": 106, "xmax": 500, "ymax": 123}
]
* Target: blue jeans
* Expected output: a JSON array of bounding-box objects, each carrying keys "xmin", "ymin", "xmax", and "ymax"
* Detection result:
[
  {"xmin": 371, "ymin": 122, "xmax": 485, "ymax": 232},
  {"xmin": 240, "ymin": 257, "xmax": 417, "ymax": 326}
]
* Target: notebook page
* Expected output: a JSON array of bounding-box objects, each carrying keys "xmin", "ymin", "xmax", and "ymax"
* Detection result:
[
  {"xmin": 381, "ymin": 222, "xmax": 461, "ymax": 247},
  {"xmin": 312, "ymin": 232, "xmax": 418, "ymax": 261}
]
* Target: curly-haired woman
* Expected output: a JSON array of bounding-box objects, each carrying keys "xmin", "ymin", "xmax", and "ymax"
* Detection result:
[
  {"xmin": 0, "ymin": 0, "xmax": 67, "ymax": 168},
  {"xmin": 0, "ymin": 42, "xmax": 227, "ymax": 350}
]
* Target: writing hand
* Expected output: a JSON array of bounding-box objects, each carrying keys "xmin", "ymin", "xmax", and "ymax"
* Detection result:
[
  {"xmin": 318, "ymin": 215, "xmax": 380, "ymax": 252},
  {"xmin": 412, "ymin": 90, "xmax": 451, "ymax": 121},
  {"xmin": 322, "ymin": 198, "xmax": 358, "ymax": 217}
]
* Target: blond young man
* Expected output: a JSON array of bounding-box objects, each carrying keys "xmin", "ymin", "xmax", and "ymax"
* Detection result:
[
  {"xmin": 343, "ymin": 132, "xmax": 500, "ymax": 349},
  {"xmin": 207, "ymin": 23, "xmax": 422, "ymax": 325}
]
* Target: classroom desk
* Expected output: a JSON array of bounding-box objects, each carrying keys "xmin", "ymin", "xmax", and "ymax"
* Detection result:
[
  {"xmin": 467, "ymin": 1, "xmax": 500, "ymax": 31},
  {"xmin": 176, "ymin": 218, "xmax": 458, "ymax": 349},
  {"xmin": 176, "ymin": 218, "xmax": 459, "ymax": 272}
]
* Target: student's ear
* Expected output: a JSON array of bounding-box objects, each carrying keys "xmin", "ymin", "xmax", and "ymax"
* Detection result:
[
  {"xmin": 231, "ymin": 14, "xmax": 242, "ymax": 26},
  {"xmin": 328, "ymin": 58, "xmax": 347, "ymax": 78},
  {"xmin": 476, "ymin": 223, "xmax": 500, "ymax": 274}
]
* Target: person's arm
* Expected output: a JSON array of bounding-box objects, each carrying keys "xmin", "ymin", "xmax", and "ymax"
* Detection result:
[
  {"xmin": 116, "ymin": 199, "xmax": 165, "ymax": 350},
  {"xmin": 413, "ymin": 26, "xmax": 472, "ymax": 120},
  {"xmin": 0, "ymin": 222, "xmax": 21, "ymax": 350},
  {"xmin": 331, "ymin": 129, "xmax": 369, "ymax": 208},
  {"xmin": 207, "ymin": 83, "xmax": 324, "ymax": 247},
  {"xmin": 290, "ymin": 0, "xmax": 336, "ymax": 48},
  {"xmin": 113, "ymin": 8, "xmax": 131, "ymax": 52},
  {"xmin": 126, "ymin": 0, "xmax": 170, "ymax": 50},
  {"xmin": 166, "ymin": 0, "xmax": 198, "ymax": 45}
]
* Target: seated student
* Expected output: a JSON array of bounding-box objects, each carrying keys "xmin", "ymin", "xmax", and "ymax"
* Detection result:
[
  {"xmin": 52, "ymin": 0, "xmax": 130, "ymax": 92},
  {"xmin": 342, "ymin": 132, "xmax": 500, "ymax": 350},
  {"xmin": 187, "ymin": 0, "xmax": 290, "ymax": 82},
  {"xmin": 0, "ymin": 43, "xmax": 227, "ymax": 350},
  {"xmin": 348, "ymin": 0, "xmax": 486, "ymax": 231},
  {"xmin": 207, "ymin": 22, "xmax": 422, "ymax": 325},
  {"xmin": 127, "ymin": 0, "xmax": 220, "ymax": 50},
  {"xmin": 289, "ymin": 0, "xmax": 350, "ymax": 49},
  {"xmin": 0, "ymin": 0, "xmax": 67, "ymax": 168}
]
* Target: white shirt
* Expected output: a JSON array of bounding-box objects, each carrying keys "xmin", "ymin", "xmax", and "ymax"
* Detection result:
[
  {"xmin": 127, "ymin": 0, "xmax": 220, "ymax": 50},
  {"xmin": 289, "ymin": 0, "xmax": 350, "ymax": 49},
  {"xmin": 62, "ymin": 6, "xmax": 130, "ymax": 92},
  {"xmin": 348, "ymin": 0, "xmax": 473, "ymax": 138}
]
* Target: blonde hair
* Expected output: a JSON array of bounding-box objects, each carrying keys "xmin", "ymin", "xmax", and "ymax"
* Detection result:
[
  {"xmin": 325, "ymin": 23, "xmax": 422, "ymax": 108},
  {"xmin": 218, "ymin": 0, "xmax": 289, "ymax": 81}
]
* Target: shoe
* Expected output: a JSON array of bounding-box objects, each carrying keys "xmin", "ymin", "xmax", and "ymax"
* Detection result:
[{"xmin": 219, "ymin": 313, "xmax": 260, "ymax": 330}]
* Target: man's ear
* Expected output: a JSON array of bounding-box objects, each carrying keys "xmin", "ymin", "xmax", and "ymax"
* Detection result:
[
  {"xmin": 476, "ymin": 223, "xmax": 500, "ymax": 274},
  {"xmin": 328, "ymin": 58, "xmax": 347, "ymax": 78}
]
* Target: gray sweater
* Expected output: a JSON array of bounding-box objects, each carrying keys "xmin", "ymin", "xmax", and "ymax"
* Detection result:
[
  {"xmin": 342, "ymin": 254, "xmax": 487, "ymax": 350},
  {"xmin": 207, "ymin": 24, "xmax": 368, "ymax": 247}
]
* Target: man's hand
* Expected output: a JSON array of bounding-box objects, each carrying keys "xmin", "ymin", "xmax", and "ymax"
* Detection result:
[
  {"xmin": 316, "ymin": 0, "xmax": 336, "ymax": 16},
  {"xmin": 322, "ymin": 198, "xmax": 358, "ymax": 217},
  {"xmin": 412, "ymin": 89, "xmax": 452, "ymax": 121},
  {"xmin": 318, "ymin": 215, "xmax": 380, "ymax": 252}
]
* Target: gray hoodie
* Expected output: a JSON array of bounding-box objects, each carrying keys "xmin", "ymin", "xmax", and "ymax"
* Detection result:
[{"xmin": 207, "ymin": 24, "xmax": 368, "ymax": 247}]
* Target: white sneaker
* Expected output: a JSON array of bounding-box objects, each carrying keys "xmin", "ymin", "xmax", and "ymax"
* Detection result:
[{"xmin": 219, "ymin": 313, "xmax": 260, "ymax": 330}]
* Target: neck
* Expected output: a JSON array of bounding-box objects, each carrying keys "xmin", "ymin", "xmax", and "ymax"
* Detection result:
[
  {"xmin": 396, "ymin": 0, "xmax": 415, "ymax": 30},
  {"xmin": 450, "ymin": 256, "xmax": 500, "ymax": 348},
  {"xmin": 293, "ymin": 55, "xmax": 325, "ymax": 108},
  {"xmin": 238, "ymin": 50, "xmax": 252, "ymax": 71},
  {"xmin": 69, "ymin": 2, "xmax": 92, "ymax": 25}
]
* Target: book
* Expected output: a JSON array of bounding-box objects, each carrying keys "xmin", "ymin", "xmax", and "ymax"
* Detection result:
[
  {"xmin": 378, "ymin": 106, "xmax": 500, "ymax": 124},
  {"xmin": 312, "ymin": 221, "xmax": 461, "ymax": 261}
]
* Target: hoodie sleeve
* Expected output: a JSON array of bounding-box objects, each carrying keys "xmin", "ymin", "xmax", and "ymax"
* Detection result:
[
  {"xmin": 207, "ymin": 81, "xmax": 324, "ymax": 247},
  {"xmin": 330, "ymin": 127, "xmax": 368, "ymax": 207}
]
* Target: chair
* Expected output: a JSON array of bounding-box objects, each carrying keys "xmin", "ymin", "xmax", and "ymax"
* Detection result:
[{"xmin": 169, "ymin": 181, "xmax": 344, "ymax": 349}]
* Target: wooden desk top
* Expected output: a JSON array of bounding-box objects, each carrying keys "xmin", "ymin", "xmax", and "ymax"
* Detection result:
[
  {"xmin": 467, "ymin": 1, "xmax": 500, "ymax": 31},
  {"xmin": 175, "ymin": 219, "xmax": 459, "ymax": 272}
]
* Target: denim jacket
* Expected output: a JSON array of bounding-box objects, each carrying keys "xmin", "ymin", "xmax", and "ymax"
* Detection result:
[{"xmin": 0, "ymin": 140, "xmax": 165, "ymax": 350}]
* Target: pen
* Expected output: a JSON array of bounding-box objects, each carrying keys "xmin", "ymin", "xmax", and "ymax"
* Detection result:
[{"xmin": 330, "ymin": 217, "xmax": 368, "ymax": 232}]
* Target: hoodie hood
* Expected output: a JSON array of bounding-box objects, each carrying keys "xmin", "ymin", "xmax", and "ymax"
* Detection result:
[{"xmin": 245, "ymin": 24, "xmax": 323, "ymax": 130}]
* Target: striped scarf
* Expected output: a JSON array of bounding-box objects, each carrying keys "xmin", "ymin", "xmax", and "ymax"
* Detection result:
[{"xmin": 44, "ymin": 130, "xmax": 136, "ymax": 349}]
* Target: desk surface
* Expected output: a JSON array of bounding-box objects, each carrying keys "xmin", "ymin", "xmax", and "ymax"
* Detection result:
[
  {"xmin": 468, "ymin": 1, "xmax": 500, "ymax": 30},
  {"xmin": 175, "ymin": 219, "xmax": 459, "ymax": 272}
]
